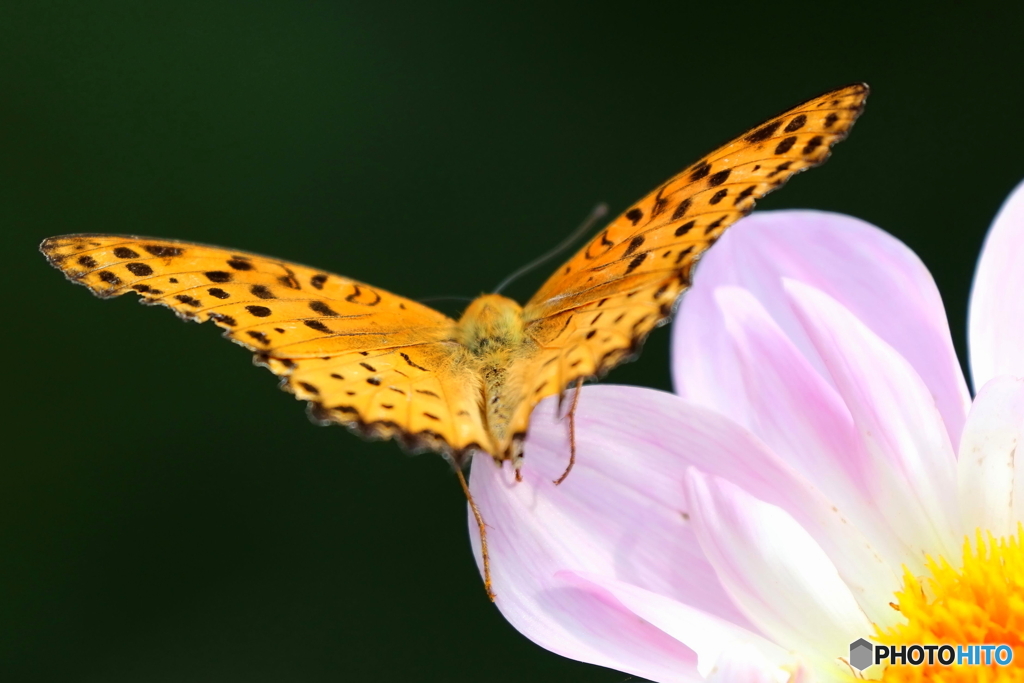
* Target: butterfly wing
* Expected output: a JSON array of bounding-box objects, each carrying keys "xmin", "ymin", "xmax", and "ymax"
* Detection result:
[
  {"xmin": 510, "ymin": 84, "xmax": 868, "ymax": 429},
  {"xmin": 41, "ymin": 235, "xmax": 489, "ymax": 462}
]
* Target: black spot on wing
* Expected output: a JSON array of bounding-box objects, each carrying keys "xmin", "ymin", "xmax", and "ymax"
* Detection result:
[
  {"xmin": 672, "ymin": 198, "xmax": 692, "ymax": 220},
  {"xmin": 144, "ymin": 244, "xmax": 184, "ymax": 257},
  {"xmin": 227, "ymin": 258, "xmax": 252, "ymax": 271},
  {"xmin": 734, "ymin": 186, "xmax": 757, "ymax": 205},
  {"xmin": 775, "ymin": 137, "xmax": 797, "ymax": 154},
  {"xmin": 624, "ymin": 235, "xmax": 645, "ymax": 257},
  {"xmin": 675, "ymin": 220, "xmax": 696, "ymax": 236},
  {"xmin": 783, "ymin": 114, "xmax": 807, "ymax": 133},
  {"xmin": 824, "ymin": 112, "xmax": 839, "ymax": 128},
  {"xmin": 310, "ymin": 273, "xmax": 328, "ymax": 289},
  {"xmin": 709, "ymin": 189, "xmax": 727, "ymax": 205},
  {"xmin": 278, "ymin": 272, "xmax": 301, "ymax": 289},
  {"xmin": 625, "ymin": 208, "xmax": 643, "ymax": 225},
  {"xmin": 708, "ymin": 169, "xmax": 731, "ymax": 186},
  {"xmin": 208, "ymin": 287, "xmax": 230, "ymax": 299},
  {"xmin": 745, "ymin": 120, "xmax": 783, "ymax": 143},
  {"xmin": 205, "ymin": 271, "xmax": 232, "ymax": 283},
  {"xmin": 690, "ymin": 162, "xmax": 711, "ymax": 181},
  {"xmin": 304, "ymin": 320, "xmax": 331, "ymax": 333},
  {"xmin": 98, "ymin": 270, "xmax": 121, "ymax": 286},
  {"xmin": 250, "ymin": 284, "xmax": 276, "ymax": 299},
  {"xmin": 246, "ymin": 305, "xmax": 272, "ymax": 317},
  {"xmin": 113, "ymin": 247, "xmax": 140, "ymax": 259},
  {"xmin": 78, "ymin": 255, "xmax": 97, "ymax": 268},
  {"xmin": 704, "ymin": 217, "xmax": 725, "ymax": 234},
  {"xmin": 674, "ymin": 246, "xmax": 694, "ymax": 265},
  {"xmin": 309, "ymin": 301, "xmax": 339, "ymax": 316},
  {"xmin": 126, "ymin": 263, "xmax": 153, "ymax": 276},
  {"xmin": 210, "ymin": 313, "xmax": 236, "ymax": 326},
  {"xmin": 247, "ymin": 331, "xmax": 271, "ymax": 345},
  {"xmin": 624, "ymin": 252, "xmax": 648, "ymax": 275},
  {"xmin": 802, "ymin": 136, "xmax": 824, "ymax": 155}
]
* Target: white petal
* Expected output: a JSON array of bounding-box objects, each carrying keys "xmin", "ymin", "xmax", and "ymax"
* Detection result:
[
  {"xmin": 704, "ymin": 643, "xmax": 791, "ymax": 683},
  {"xmin": 686, "ymin": 470, "xmax": 874, "ymax": 672},
  {"xmin": 958, "ymin": 375, "xmax": 1024, "ymax": 537},
  {"xmin": 784, "ymin": 279, "xmax": 962, "ymax": 565},
  {"xmin": 969, "ymin": 179, "xmax": 1024, "ymax": 390}
]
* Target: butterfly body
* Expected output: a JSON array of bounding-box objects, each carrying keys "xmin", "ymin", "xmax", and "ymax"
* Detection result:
[
  {"xmin": 42, "ymin": 84, "xmax": 868, "ymax": 471},
  {"xmin": 453, "ymin": 294, "xmax": 534, "ymax": 461}
]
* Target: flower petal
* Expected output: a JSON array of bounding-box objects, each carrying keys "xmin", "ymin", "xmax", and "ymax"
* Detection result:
[
  {"xmin": 704, "ymin": 644, "xmax": 787, "ymax": 683},
  {"xmin": 969, "ymin": 179, "xmax": 1024, "ymax": 391},
  {"xmin": 784, "ymin": 279, "xmax": 962, "ymax": 564},
  {"xmin": 467, "ymin": 387, "xmax": 745, "ymax": 681},
  {"xmin": 686, "ymin": 469, "xmax": 873, "ymax": 673},
  {"xmin": 958, "ymin": 375, "xmax": 1024, "ymax": 537},
  {"xmin": 562, "ymin": 571, "xmax": 789, "ymax": 679},
  {"xmin": 712, "ymin": 286, "xmax": 925, "ymax": 577},
  {"xmin": 673, "ymin": 210, "xmax": 970, "ymax": 446},
  {"xmin": 470, "ymin": 384, "xmax": 900, "ymax": 672}
]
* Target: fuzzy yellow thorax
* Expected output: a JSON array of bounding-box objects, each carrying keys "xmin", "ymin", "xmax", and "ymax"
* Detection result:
[{"xmin": 453, "ymin": 294, "xmax": 535, "ymax": 461}]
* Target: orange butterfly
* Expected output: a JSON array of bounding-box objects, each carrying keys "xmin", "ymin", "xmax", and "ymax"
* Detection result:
[{"xmin": 42, "ymin": 84, "xmax": 868, "ymax": 599}]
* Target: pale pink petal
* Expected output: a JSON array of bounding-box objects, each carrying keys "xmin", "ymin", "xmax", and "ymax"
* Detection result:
[
  {"xmin": 673, "ymin": 210, "xmax": 970, "ymax": 447},
  {"xmin": 784, "ymin": 280, "xmax": 962, "ymax": 564},
  {"xmin": 713, "ymin": 285, "xmax": 915, "ymax": 575},
  {"xmin": 468, "ymin": 388, "xmax": 744, "ymax": 681},
  {"xmin": 969, "ymin": 180, "xmax": 1024, "ymax": 390},
  {"xmin": 958, "ymin": 375, "xmax": 1024, "ymax": 537},
  {"xmin": 686, "ymin": 470, "xmax": 873, "ymax": 669},
  {"xmin": 563, "ymin": 571, "xmax": 789, "ymax": 678},
  {"xmin": 471, "ymin": 384, "xmax": 899, "ymax": 664}
]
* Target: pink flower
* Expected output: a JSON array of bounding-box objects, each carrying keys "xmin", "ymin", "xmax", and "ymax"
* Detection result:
[{"xmin": 467, "ymin": 180, "xmax": 1024, "ymax": 682}]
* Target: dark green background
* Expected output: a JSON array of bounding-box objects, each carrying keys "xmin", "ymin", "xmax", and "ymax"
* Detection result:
[{"xmin": 3, "ymin": 1, "xmax": 1022, "ymax": 680}]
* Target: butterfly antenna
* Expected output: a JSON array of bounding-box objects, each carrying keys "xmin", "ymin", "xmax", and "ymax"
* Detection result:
[{"xmin": 493, "ymin": 202, "xmax": 609, "ymax": 294}]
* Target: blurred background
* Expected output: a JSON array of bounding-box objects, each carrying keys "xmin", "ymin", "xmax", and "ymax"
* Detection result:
[{"xmin": 3, "ymin": 1, "xmax": 1023, "ymax": 680}]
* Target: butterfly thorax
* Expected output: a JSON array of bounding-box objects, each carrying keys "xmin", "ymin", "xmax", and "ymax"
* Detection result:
[{"xmin": 454, "ymin": 294, "xmax": 536, "ymax": 462}]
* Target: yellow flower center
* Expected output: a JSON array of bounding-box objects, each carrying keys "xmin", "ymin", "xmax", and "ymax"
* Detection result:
[{"xmin": 872, "ymin": 525, "xmax": 1024, "ymax": 681}]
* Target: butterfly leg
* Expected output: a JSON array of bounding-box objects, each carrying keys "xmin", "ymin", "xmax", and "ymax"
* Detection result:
[
  {"xmin": 553, "ymin": 378, "xmax": 583, "ymax": 486},
  {"xmin": 453, "ymin": 461, "xmax": 496, "ymax": 601}
]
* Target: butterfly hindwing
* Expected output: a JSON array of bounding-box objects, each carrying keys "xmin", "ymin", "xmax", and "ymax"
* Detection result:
[{"xmin": 40, "ymin": 234, "xmax": 489, "ymax": 461}]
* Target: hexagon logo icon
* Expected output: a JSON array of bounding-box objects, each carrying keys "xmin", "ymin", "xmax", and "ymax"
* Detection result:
[{"xmin": 849, "ymin": 638, "xmax": 874, "ymax": 671}]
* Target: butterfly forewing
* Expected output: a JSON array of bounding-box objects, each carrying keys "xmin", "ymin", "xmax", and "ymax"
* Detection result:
[
  {"xmin": 40, "ymin": 235, "xmax": 490, "ymax": 460},
  {"xmin": 511, "ymin": 84, "xmax": 869, "ymax": 429}
]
